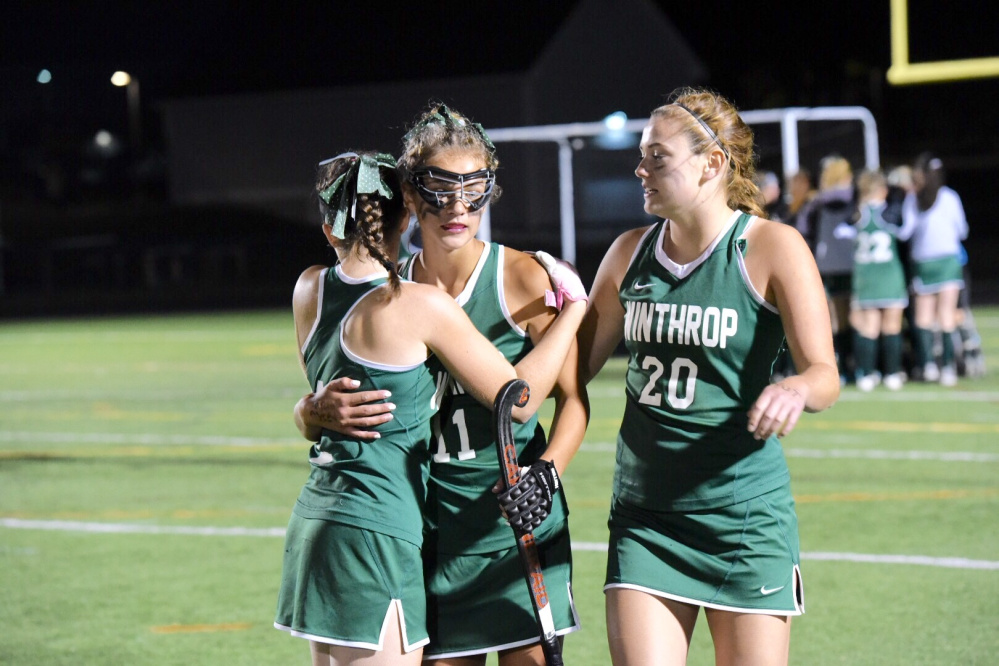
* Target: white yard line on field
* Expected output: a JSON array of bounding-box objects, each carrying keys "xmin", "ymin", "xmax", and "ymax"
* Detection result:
[
  {"xmin": 0, "ymin": 518, "xmax": 285, "ymax": 537},
  {"xmin": 0, "ymin": 431, "xmax": 299, "ymax": 447},
  {"xmin": 2, "ymin": 432, "xmax": 996, "ymax": 461},
  {"xmin": 578, "ymin": 442, "xmax": 999, "ymax": 462},
  {"xmin": 2, "ymin": 518, "xmax": 996, "ymax": 571},
  {"xmin": 583, "ymin": 386, "xmax": 999, "ymax": 401}
]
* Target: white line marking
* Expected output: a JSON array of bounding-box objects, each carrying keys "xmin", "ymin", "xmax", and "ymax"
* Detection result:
[
  {"xmin": 0, "ymin": 388, "xmax": 300, "ymax": 402},
  {"xmin": 784, "ymin": 448, "xmax": 999, "ymax": 463},
  {"xmin": 0, "ymin": 432, "xmax": 300, "ymax": 447},
  {"xmin": 0, "ymin": 518, "xmax": 285, "ymax": 537},
  {"xmin": 3, "ymin": 433, "xmax": 994, "ymax": 462},
  {"xmin": 572, "ymin": 541, "xmax": 999, "ymax": 569},
  {"xmin": 835, "ymin": 391, "xmax": 999, "ymax": 402},
  {"xmin": 582, "ymin": 386, "xmax": 999, "ymax": 401},
  {"xmin": 3, "ymin": 519, "xmax": 996, "ymax": 570},
  {"xmin": 579, "ymin": 442, "xmax": 999, "ymax": 462},
  {"xmin": 801, "ymin": 552, "xmax": 999, "ymax": 570}
]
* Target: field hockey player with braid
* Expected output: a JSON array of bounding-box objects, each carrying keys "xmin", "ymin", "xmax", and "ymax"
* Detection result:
[
  {"xmin": 275, "ymin": 151, "xmax": 584, "ymax": 666},
  {"xmin": 577, "ymin": 88, "xmax": 839, "ymax": 665},
  {"xmin": 293, "ymin": 103, "xmax": 589, "ymax": 666}
]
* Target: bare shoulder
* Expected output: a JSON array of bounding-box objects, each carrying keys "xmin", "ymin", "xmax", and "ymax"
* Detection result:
[
  {"xmin": 607, "ymin": 225, "xmax": 654, "ymax": 262},
  {"xmin": 593, "ymin": 224, "xmax": 655, "ymax": 284},
  {"xmin": 292, "ymin": 265, "xmax": 327, "ymax": 348},
  {"xmin": 743, "ymin": 218, "xmax": 822, "ymax": 304},
  {"xmin": 503, "ymin": 247, "xmax": 552, "ymax": 298},
  {"xmin": 398, "ymin": 281, "xmax": 463, "ymax": 316},
  {"xmin": 293, "ymin": 265, "xmax": 326, "ymax": 316},
  {"xmin": 745, "ymin": 217, "xmax": 811, "ymax": 263}
]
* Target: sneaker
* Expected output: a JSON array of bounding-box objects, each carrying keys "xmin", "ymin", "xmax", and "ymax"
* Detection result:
[
  {"xmin": 965, "ymin": 350, "xmax": 986, "ymax": 378},
  {"xmin": 883, "ymin": 372, "xmax": 905, "ymax": 391},
  {"xmin": 856, "ymin": 374, "xmax": 879, "ymax": 392},
  {"xmin": 923, "ymin": 362, "xmax": 940, "ymax": 382},
  {"xmin": 939, "ymin": 365, "xmax": 957, "ymax": 387}
]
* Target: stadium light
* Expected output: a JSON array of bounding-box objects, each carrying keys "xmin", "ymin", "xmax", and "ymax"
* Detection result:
[
  {"xmin": 110, "ymin": 71, "xmax": 141, "ymax": 153},
  {"xmin": 37, "ymin": 69, "xmax": 52, "ymax": 84}
]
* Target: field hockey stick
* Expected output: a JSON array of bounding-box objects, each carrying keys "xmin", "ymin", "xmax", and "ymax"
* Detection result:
[{"xmin": 493, "ymin": 378, "xmax": 564, "ymax": 666}]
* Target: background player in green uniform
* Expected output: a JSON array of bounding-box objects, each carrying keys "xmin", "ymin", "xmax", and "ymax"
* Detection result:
[
  {"xmin": 277, "ymin": 151, "xmax": 584, "ymax": 666},
  {"xmin": 898, "ymin": 153, "xmax": 970, "ymax": 386},
  {"xmin": 294, "ymin": 106, "xmax": 588, "ymax": 666},
  {"xmin": 849, "ymin": 169, "xmax": 908, "ymax": 391},
  {"xmin": 576, "ymin": 88, "xmax": 840, "ymax": 666}
]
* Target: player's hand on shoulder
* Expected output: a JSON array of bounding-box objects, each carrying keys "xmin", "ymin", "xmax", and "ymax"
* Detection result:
[{"xmin": 530, "ymin": 251, "xmax": 588, "ymax": 311}]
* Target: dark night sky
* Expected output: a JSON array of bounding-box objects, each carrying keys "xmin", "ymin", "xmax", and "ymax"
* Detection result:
[
  {"xmin": 4, "ymin": 0, "xmax": 997, "ymax": 159},
  {"xmin": 3, "ymin": 0, "xmax": 998, "ymax": 289}
]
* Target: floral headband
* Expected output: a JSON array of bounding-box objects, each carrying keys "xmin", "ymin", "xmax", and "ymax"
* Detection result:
[{"xmin": 403, "ymin": 104, "xmax": 496, "ymax": 155}]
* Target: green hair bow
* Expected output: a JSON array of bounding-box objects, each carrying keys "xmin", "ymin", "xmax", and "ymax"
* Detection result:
[
  {"xmin": 317, "ymin": 152, "xmax": 397, "ymax": 238},
  {"xmin": 403, "ymin": 104, "xmax": 496, "ymax": 155}
]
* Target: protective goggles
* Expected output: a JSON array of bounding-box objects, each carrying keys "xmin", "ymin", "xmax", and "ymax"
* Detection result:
[{"xmin": 409, "ymin": 167, "xmax": 495, "ymax": 212}]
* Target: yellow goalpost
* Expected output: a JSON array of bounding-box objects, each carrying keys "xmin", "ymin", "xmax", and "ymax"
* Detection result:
[{"xmin": 887, "ymin": 0, "xmax": 999, "ymax": 84}]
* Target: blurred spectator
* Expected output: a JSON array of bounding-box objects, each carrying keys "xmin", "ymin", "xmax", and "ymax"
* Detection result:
[
  {"xmin": 955, "ymin": 243, "xmax": 986, "ymax": 377},
  {"xmin": 770, "ymin": 169, "xmax": 814, "ymax": 381},
  {"xmin": 849, "ymin": 170, "xmax": 908, "ymax": 391},
  {"xmin": 755, "ymin": 170, "xmax": 787, "ymax": 221},
  {"xmin": 802, "ymin": 156, "xmax": 857, "ymax": 383},
  {"xmin": 787, "ymin": 169, "xmax": 817, "ymax": 227},
  {"xmin": 898, "ymin": 153, "xmax": 968, "ymax": 386},
  {"xmin": 883, "ymin": 165, "xmax": 913, "ymax": 227}
]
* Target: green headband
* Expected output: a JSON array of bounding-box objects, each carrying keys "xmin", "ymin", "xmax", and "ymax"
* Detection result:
[
  {"xmin": 317, "ymin": 152, "xmax": 397, "ymax": 238},
  {"xmin": 403, "ymin": 104, "xmax": 496, "ymax": 155}
]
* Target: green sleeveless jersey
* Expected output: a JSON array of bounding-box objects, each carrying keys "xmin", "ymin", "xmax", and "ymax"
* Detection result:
[
  {"xmin": 403, "ymin": 244, "xmax": 568, "ymax": 554},
  {"xmin": 615, "ymin": 212, "xmax": 790, "ymax": 511},
  {"xmin": 852, "ymin": 203, "xmax": 908, "ymax": 307},
  {"xmin": 292, "ymin": 265, "xmax": 446, "ymax": 547}
]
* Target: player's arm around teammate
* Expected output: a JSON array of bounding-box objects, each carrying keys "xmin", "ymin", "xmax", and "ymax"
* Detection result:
[{"xmin": 501, "ymin": 247, "xmax": 589, "ymax": 476}]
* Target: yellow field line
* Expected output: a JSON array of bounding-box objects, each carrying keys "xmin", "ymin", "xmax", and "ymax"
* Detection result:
[{"xmin": 150, "ymin": 622, "xmax": 253, "ymax": 634}]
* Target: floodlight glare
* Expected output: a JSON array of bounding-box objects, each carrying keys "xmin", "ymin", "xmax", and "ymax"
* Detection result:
[
  {"xmin": 603, "ymin": 111, "xmax": 628, "ymax": 131},
  {"xmin": 110, "ymin": 71, "xmax": 132, "ymax": 87},
  {"xmin": 94, "ymin": 130, "xmax": 114, "ymax": 148}
]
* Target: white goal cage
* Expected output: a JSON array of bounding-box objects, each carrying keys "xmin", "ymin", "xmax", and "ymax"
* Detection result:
[{"xmin": 478, "ymin": 107, "xmax": 879, "ymax": 265}]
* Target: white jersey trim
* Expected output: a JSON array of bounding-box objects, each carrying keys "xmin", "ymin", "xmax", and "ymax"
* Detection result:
[
  {"xmin": 735, "ymin": 215, "xmax": 780, "ymax": 315},
  {"xmin": 626, "ymin": 225, "xmax": 658, "ymax": 273},
  {"xmin": 425, "ymin": 581, "xmax": 580, "ymax": 659},
  {"xmin": 454, "ymin": 243, "xmax": 491, "ymax": 307},
  {"xmin": 300, "ymin": 267, "xmax": 328, "ymax": 356},
  {"xmin": 603, "ymin": 579, "xmax": 804, "ymax": 617},
  {"xmin": 655, "ymin": 210, "xmax": 741, "ymax": 279},
  {"xmin": 496, "ymin": 245, "xmax": 528, "ymax": 338},
  {"xmin": 338, "ymin": 285, "xmax": 427, "ymax": 372},
  {"xmin": 273, "ymin": 599, "xmax": 430, "ymax": 652}
]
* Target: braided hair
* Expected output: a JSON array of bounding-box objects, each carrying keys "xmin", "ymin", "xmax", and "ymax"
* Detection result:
[{"xmin": 316, "ymin": 152, "xmax": 406, "ymax": 294}]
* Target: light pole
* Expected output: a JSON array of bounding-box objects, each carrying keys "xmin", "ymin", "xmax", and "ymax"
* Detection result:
[{"xmin": 110, "ymin": 71, "xmax": 141, "ymax": 154}]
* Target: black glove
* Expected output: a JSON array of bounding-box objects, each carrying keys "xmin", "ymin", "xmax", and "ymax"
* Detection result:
[{"xmin": 497, "ymin": 460, "xmax": 560, "ymax": 533}]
